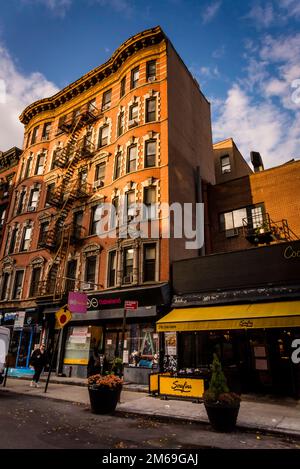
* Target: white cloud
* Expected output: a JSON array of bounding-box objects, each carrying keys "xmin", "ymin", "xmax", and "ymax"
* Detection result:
[
  {"xmin": 245, "ymin": 2, "xmax": 275, "ymax": 28},
  {"xmin": 201, "ymin": 1, "xmax": 222, "ymax": 25},
  {"xmin": 21, "ymin": 0, "xmax": 72, "ymax": 18},
  {"xmin": 0, "ymin": 44, "xmax": 59, "ymax": 151},
  {"xmin": 212, "ymin": 84, "xmax": 292, "ymax": 168},
  {"xmin": 279, "ymin": 0, "xmax": 300, "ymax": 18},
  {"xmin": 212, "ymin": 45, "xmax": 225, "ymax": 59}
]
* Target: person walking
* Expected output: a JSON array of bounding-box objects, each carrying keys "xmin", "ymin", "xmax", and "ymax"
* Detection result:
[{"xmin": 29, "ymin": 344, "xmax": 48, "ymax": 387}]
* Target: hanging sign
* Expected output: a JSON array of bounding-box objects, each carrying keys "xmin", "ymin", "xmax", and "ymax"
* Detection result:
[
  {"xmin": 13, "ymin": 311, "xmax": 26, "ymax": 330},
  {"xmin": 55, "ymin": 306, "xmax": 72, "ymax": 329},
  {"xmin": 68, "ymin": 292, "xmax": 88, "ymax": 314}
]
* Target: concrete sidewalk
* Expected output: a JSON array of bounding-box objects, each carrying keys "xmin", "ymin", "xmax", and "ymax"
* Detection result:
[{"xmin": 1, "ymin": 377, "xmax": 300, "ymax": 438}]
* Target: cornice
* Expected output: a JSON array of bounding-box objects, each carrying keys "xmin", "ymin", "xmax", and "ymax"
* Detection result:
[{"xmin": 19, "ymin": 26, "xmax": 166, "ymax": 126}]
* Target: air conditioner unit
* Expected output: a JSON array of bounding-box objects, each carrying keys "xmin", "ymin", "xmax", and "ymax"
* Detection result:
[
  {"xmin": 123, "ymin": 274, "xmax": 133, "ymax": 284},
  {"xmin": 28, "ymin": 206, "xmax": 36, "ymax": 212},
  {"xmin": 225, "ymin": 228, "xmax": 239, "ymax": 238},
  {"xmin": 93, "ymin": 180, "xmax": 104, "ymax": 190},
  {"xmin": 148, "ymin": 76, "xmax": 156, "ymax": 82},
  {"xmin": 102, "ymin": 103, "xmax": 111, "ymax": 111},
  {"xmin": 128, "ymin": 119, "xmax": 138, "ymax": 128},
  {"xmin": 82, "ymin": 282, "xmax": 92, "ymax": 290}
]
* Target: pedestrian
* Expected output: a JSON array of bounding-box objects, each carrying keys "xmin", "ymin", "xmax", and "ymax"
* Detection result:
[
  {"xmin": 29, "ymin": 344, "xmax": 48, "ymax": 387},
  {"xmin": 87, "ymin": 348, "xmax": 102, "ymax": 377}
]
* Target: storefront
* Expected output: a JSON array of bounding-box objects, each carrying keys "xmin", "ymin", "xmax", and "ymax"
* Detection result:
[
  {"xmin": 157, "ymin": 301, "xmax": 300, "ymax": 397},
  {"xmin": 58, "ymin": 283, "xmax": 170, "ymax": 382},
  {"xmin": 0, "ymin": 310, "xmax": 42, "ymax": 375},
  {"xmin": 160, "ymin": 241, "xmax": 300, "ymax": 398}
]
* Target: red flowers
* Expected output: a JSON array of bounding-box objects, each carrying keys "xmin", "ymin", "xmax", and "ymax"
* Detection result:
[{"xmin": 88, "ymin": 373, "xmax": 123, "ymax": 389}]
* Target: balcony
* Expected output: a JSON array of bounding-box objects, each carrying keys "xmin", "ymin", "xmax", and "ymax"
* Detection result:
[
  {"xmin": 57, "ymin": 102, "xmax": 102, "ymax": 134},
  {"xmin": 242, "ymin": 213, "xmax": 299, "ymax": 245}
]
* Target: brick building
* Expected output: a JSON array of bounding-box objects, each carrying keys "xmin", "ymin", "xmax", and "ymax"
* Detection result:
[{"xmin": 0, "ymin": 26, "xmax": 215, "ymax": 379}]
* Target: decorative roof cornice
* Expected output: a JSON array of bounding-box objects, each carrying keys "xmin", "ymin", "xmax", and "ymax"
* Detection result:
[{"xmin": 19, "ymin": 26, "xmax": 166, "ymax": 126}]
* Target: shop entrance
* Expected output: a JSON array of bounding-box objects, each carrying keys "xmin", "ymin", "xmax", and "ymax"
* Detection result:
[
  {"xmin": 104, "ymin": 329, "xmax": 123, "ymax": 363},
  {"xmin": 9, "ymin": 325, "xmax": 40, "ymax": 369}
]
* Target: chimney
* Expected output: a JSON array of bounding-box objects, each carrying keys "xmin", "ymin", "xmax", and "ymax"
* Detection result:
[{"xmin": 250, "ymin": 151, "xmax": 264, "ymax": 172}]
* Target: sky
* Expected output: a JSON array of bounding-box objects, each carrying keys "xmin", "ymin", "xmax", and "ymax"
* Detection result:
[{"xmin": 0, "ymin": 0, "xmax": 299, "ymax": 168}]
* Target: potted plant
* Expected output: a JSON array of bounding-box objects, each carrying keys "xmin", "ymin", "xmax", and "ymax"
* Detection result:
[
  {"xmin": 203, "ymin": 354, "xmax": 241, "ymax": 432},
  {"xmin": 112, "ymin": 357, "xmax": 123, "ymax": 377},
  {"xmin": 88, "ymin": 373, "xmax": 123, "ymax": 414}
]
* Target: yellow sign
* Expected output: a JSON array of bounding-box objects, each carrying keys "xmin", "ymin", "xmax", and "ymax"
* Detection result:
[
  {"xmin": 159, "ymin": 376, "xmax": 204, "ymax": 399},
  {"xmin": 63, "ymin": 358, "xmax": 88, "ymax": 365},
  {"xmin": 55, "ymin": 306, "xmax": 72, "ymax": 329}
]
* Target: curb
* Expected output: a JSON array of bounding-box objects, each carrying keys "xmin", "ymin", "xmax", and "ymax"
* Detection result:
[{"xmin": 2, "ymin": 386, "xmax": 300, "ymax": 440}]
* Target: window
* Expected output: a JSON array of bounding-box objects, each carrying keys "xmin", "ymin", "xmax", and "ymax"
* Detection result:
[
  {"xmin": 120, "ymin": 77, "xmax": 126, "ymax": 98},
  {"xmin": 38, "ymin": 221, "xmax": 49, "ymax": 245},
  {"xmin": 78, "ymin": 169, "xmax": 87, "ymax": 188},
  {"xmin": 220, "ymin": 208, "xmax": 247, "ymax": 232},
  {"xmin": 88, "ymin": 98, "xmax": 96, "ymax": 114},
  {"xmin": 129, "ymin": 103, "xmax": 138, "ymax": 122},
  {"xmin": 12, "ymin": 271, "xmax": 24, "ymax": 299},
  {"xmin": 45, "ymin": 183, "xmax": 55, "ymax": 207},
  {"xmin": 117, "ymin": 111, "xmax": 124, "ymax": 136},
  {"xmin": 221, "ymin": 155, "xmax": 231, "ymax": 174},
  {"xmin": 8, "ymin": 227, "xmax": 18, "ymax": 254},
  {"xmin": 131, "ymin": 67, "xmax": 139, "ymax": 89},
  {"xmin": 114, "ymin": 153, "xmax": 122, "ymax": 180},
  {"xmin": 72, "ymin": 108, "xmax": 81, "ymax": 123},
  {"xmin": 73, "ymin": 211, "xmax": 83, "ymax": 239},
  {"xmin": 102, "ymin": 89, "xmax": 112, "ymax": 111},
  {"xmin": 145, "ymin": 98, "xmax": 156, "ymax": 122},
  {"xmin": 0, "ymin": 208, "xmax": 6, "ymax": 226},
  {"xmin": 146, "ymin": 60, "xmax": 156, "ymax": 81},
  {"xmin": 98, "ymin": 125, "xmax": 109, "ymax": 148},
  {"xmin": 110, "ymin": 197, "xmax": 119, "ymax": 229},
  {"xmin": 30, "ymin": 267, "xmax": 41, "ymax": 297},
  {"xmin": 31, "ymin": 126, "xmax": 39, "ymax": 145},
  {"xmin": 35, "ymin": 152, "xmax": 45, "ymax": 175},
  {"xmin": 20, "ymin": 225, "xmax": 32, "ymax": 251},
  {"xmin": 57, "ymin": 115, "xmax": 66, "ymax": 132},
  {"xmin": 16, "ymin": 190, "xmax": 26, "ymax": 215},
  {"xmin": 143, "ymin": 244, "xmax": 156, "ymax": 282},
  {"xmin": 127, "ymin": 145, "xmax": 137, "ymax": 173},
  {"xmin": 85, "ymin": 256, "xmax": 96, "ymax": 286},
  {"xmin": 28, "ymin": 188, "xmax": 39, "ymax": 211},
  {"xmin": 144, "ymin": 186, "xmax": 156, "ymax": 219},
  {"xmin": 107, "ymin": 251, "xmax": 116, "ymax": 287},
  {"xmin": 123, "ymin": 247, "xmax": 134, "ymax": 282},
  {"xmin": 24, "ymin": 156, "xmax": 32, "ymax": 179},
  {"xmin": 95, "ymin": 162, "xmax": 106, "ymax": 184},
  {"xmin": 251, "ymin": 206, "xmax": 264, "ymax": 228},
  {"xmin": 125, "ymin": 190, "xmax": 135, "ymax": 221},
  {"xmin": 145, "ymin": 140, "xmax": 156, "ymax": 167},
  {"xmin": 42, "ymin": 122, "xmax": 51, "ymax": 141},
  {"xmin": 26, "ymin": 131, "xmax": 31, "ymax": 148},
  {"xmin": 90, "ymin": 204, "xmax": 102, "ymax": 235},
  {"xmin": 0, "ymin": 273, "xmax": 10, "ymax": 300}
]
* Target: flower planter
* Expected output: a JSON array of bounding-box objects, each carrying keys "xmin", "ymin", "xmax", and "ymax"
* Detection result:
[
  {"xmin": 88, "ymin": 386, "xmax": 121, "ymax": 414},
  {"xmin": 204, "ymin": 401, "xmax": 240, "ymax": 432}
]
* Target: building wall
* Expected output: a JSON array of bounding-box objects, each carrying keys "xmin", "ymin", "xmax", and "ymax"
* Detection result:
[
  {"xmin": 167, "ymin": 42, "xmax": 215, "ymax": 262},
  {"xmin": 213, "ymin": 138, "xmax": 252, "ymax": 184},
  {"xmin": 208, "ymin": 160, "xmax": 300, "ymax": 254}
]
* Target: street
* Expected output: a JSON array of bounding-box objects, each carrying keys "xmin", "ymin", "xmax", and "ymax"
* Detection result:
[{"xmin": 0, "ymin": 391, "xmax": 300, "ymax": 450}]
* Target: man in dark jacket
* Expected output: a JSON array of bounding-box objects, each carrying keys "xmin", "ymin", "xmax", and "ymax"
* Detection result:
[{"xmin": 30, "ymin": 344, "xmax": 48, "ymax": 387}]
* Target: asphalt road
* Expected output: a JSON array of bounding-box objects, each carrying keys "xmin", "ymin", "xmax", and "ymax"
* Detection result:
[{"xmin": 0, "ymin": 390, "xmax": 300, "ymax": 450}]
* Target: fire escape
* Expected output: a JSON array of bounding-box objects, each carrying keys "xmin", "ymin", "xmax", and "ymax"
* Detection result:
[
  {"xmin": 38, "ymin": 103, "xmax": 100, "ymax": 299},
  {"xmin": 242, "ymin": 212, "xmax": 299, "ymax": 246}
]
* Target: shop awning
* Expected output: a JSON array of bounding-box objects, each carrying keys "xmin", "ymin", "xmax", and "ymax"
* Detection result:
[{"xmin": 156, "ymin": 301, "xmax": 300, "ymax": 332}]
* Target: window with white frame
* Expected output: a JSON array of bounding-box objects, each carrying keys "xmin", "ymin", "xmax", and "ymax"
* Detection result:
[
  {"xmin": 117, "ymin": 111, "xmax": 124, "ymax": 136},
  {"xmin": 42, "ymin": 122, "xmax": 51, "ymax": 141},
  {"xmin": 20, "ymin": 224, "xmax": 32, "ymax": 251},
  {"xmin": 143, "ymin": 243, "xmax": 156, "ymax": 282},
  {"xmin": 126, "ymin": 145, "xmax": 137, "ymax": 173},
  {"xmin": 90, "ymin": 204, "xmax": 102, "ymax": 235},
  {"xmin": 95, "ymin": 162, "xmax": 106, "ymax": 184},
  {"xmin": 85, "ymin": 256, "xmax": 97, "ymax": 287},
  {"xmin": 144, "ymin": 186, "xmax": 157, "ymax": 219},
  {"xmin": 0, "ymin": 272, "xmax": 10, "ymax": 300},
  {"xmin": 125, "ymin": 190, "xmax": 136, "ymax": 221},
  {"xmin": 107, "ymin": 250, "xmax": 117, "ymax": 287},
  {"xmin": 145, "ymin": 140, "xmax": 156, "ymax": 167},
  {"xmin": 146, "ymin": 60, "xmax": 156, "ymax": 81},
  {"xmin": 123, "ymin": 247, "xmax": 134, "ymax": 283},
  {"xmin": 129, "ymin": 103, "xmax": 138, "ymax": 122},
  {"xmin": 12, "ymin": 270, "xmax": 24, "ymax": 299},
  {"xmin": 8, "ymin": 226, "xmax": 18, "ymax": 254},
  {"xmin": 221, "ymin": 155, "xmax": 231, "ymax": 174},
  {"xmin": 16, "ymin": 190, "xmax": 26, "ymax": 215},
  {"xmin": 131, "ymin": 67, "xmax": 139, "ymax": 89},
  {"xmin": 102, "ymin": 89, "xmax": 112, "ymax": 111},
  {"xmin": 31, "ymin": 126, "xmax": 39, "ymax": 145},
  {"xmin": 120, "ymin": 76, "xmax": 126, "ymax": 98},
  {"xmin": 110, "ymin": 197, "xmax": 119, "ymax": 229},
  {"xmin": 98, "ymin": 125, "xmax": 109, "ymax": 148},
  {"xmin": 28, "ymin": 188, "xmax": 39, "ymax": 211},
  {"xmin": 24, "ymin": 155, "xmax": 33, "ymax": 179},
  {"xmin": 114, "ymin": 153, "xmax": 122, "ymax": 180},
  {"xmin": 35, "ymin": 152, "xmax": 45, "ymax": 175},
  {"xmin": 145, "ymin": 97, "xmax": 156, "ymax": 122}
]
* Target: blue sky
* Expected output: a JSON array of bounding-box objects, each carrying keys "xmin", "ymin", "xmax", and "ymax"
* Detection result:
[{"xmin": 0, "ymin": 0, "xmax": 299, "ymax": 167}]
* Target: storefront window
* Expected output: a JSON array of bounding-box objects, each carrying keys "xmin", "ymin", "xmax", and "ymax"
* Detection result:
[
  {"xmin": 126, "ymin": 324, "xmax": 159, "ymax": 367},
  {"xmin": 64, "ymin": 326, "xmax": 91, "ymax": 365}
]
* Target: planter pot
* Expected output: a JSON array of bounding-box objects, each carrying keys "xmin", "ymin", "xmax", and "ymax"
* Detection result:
[
  {"xmin": 204, "ymin": 401, "xmax": 240, "ymax": 432},
  {"xmin": 88, "ymin": 386, "xmax": 121, "ymax": 414}
]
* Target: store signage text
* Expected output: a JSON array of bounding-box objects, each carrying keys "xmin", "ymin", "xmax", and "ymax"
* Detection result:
[
  {"xmin": 284, "ymin": 245, "xmax": 300, "ymax": 259},
  {"xmin": 239, "ymin": 319, "xmax": 254, "ymax": 328},
  {"xmin": 171, "ymin": 380, "xmax": 192, "ymax": 393},
  {"xmin": 158, "ymin": 376, "xmax": 204, "ymax": 399},
  {"xmin": 87, "ymin": 297, "xmax": 121, "ymax": 310}
]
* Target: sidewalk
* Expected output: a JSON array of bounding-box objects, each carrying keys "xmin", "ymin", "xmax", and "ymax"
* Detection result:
[{"xmin": 2, "ymin": 377, "xmax": 300, "ymax": 438}]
